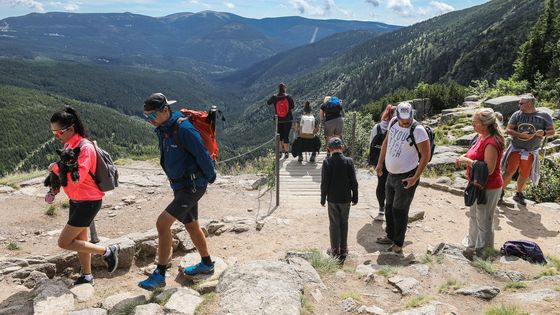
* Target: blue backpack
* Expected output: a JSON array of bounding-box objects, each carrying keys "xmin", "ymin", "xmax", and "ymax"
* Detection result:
[{"xmin": 500, "ymin": 240, "xmax": 547, "ymax": 264}]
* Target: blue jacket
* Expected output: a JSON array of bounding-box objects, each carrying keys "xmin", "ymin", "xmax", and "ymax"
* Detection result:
[{"xmin": 156, "ymin": 112, "xmax": 216, "ymax": 191}]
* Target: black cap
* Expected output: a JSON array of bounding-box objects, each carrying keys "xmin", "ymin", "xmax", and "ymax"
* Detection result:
[{"xmin": 144, "ymin": 93, "xmax": 177, "ymax": 111}]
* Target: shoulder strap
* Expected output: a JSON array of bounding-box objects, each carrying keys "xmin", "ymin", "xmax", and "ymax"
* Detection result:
[
  {"xmin": 409, "ymin": 121, "xmax": 420, "ymax": 156},
  {"xmin": 77, "ymin": 138, "xmax": 97, "ymax": 180},
  {"xmin": 376, "ymin": 124, "xmax": 382, "ymax": 135}
]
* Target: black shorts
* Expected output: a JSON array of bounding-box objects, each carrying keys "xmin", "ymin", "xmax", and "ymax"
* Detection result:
[
  {"xmin": 277, "ymin": 121, "xmax": 292, "ymax": 143},
  {"xmin": 165, "ymin": 187, "xmax": 207, "ymax": 224},
  {"xmin": 68, "ymin": 200, "xmax": 102, "ymax": 227}
]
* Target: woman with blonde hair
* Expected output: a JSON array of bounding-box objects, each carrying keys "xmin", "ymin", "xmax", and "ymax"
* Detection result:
[{"xmin": 456, "ymin": 108, "xmax": 505, "ymax": 260}]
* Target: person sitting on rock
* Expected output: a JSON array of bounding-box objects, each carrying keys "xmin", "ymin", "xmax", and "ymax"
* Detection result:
[
  {"xmin": 321, "ymin": 137, "xmax": 358, "ymax": 263},
  {"xmin": 292, "ymin": 101, "xmax": 321, "ymax": 163},
  {"xmin": 138, "ymin": 93, "xmax": 217, "ymax": 291},
  {"xmin": 500, "ymin": 94, "xmax": 555, "ymax": 206}
]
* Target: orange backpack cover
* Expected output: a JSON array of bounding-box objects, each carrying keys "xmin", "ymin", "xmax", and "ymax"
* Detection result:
[{"xmin": 179, "ymin": 108, "xmax": 219, "ymax": 161}]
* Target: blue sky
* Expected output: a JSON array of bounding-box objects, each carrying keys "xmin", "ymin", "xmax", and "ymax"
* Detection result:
[{"xmin": 0, "ymin": 0, "xmax": 488, "ymax": 25}]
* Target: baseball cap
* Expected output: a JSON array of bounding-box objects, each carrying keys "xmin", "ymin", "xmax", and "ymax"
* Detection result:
[
  {"xmin": 327, "ymin": 137, "xmax": 343, "ymax": 149},
  {"xmin": 396, "ymin": 102, "xmax": 413, "ymax": 120},
  {"xmin": 144, "ymin": 93, "xmax": 177, "ymax": 111}
]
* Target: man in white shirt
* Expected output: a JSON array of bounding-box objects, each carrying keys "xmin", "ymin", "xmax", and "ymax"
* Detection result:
[{"xmin": 375, "ymin": 102, "xmax": 431, "ymax": 254}]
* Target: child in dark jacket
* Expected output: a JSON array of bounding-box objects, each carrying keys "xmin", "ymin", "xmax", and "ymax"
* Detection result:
[{"xmin": 320, "ymin": 137, "xmax": 358, "ymax": 263}]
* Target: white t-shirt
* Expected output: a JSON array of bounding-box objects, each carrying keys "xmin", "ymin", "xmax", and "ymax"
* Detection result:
[{"xmin": 385, "ymin": 118, "xmax": 429, "ymax": 174}]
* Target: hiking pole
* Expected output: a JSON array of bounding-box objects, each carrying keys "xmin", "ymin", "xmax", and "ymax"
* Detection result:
[{"xmin": 89, "ymin": 220, "xmax": 100, "ymax": 244}]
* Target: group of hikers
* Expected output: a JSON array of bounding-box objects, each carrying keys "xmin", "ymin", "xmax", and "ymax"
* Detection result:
[
  {"xmin": 45, "ymin": 84, "xmax": 554, "ymax": 291},
  {"xmin": 268, "ymin": 83, "xmax": 555, "ymax": 262}
]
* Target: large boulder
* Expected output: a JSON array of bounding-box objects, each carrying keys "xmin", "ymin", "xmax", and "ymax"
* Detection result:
[
  {"xmin": 217, "ymin": 260, "xmax": 307, "ymax": 315},
  {"xmin": 388, "ymin": 276, "xmax": 420, "ymax": 296},
  {"xmin": 484, "ymin": 95, "xmax": 520, "ymax": 118},
  {"xmin": 163, "ymin": 288, "xmax": 202, "ymax": 315},
  {"xmin": 179, "ymin": 253, "xmax": 228, "ymax": 284},
  {"xmin": 455, "ymin": 285, "xmax": 500, "ymax": 300},
  {"xmin": 455, "ymin": 133, "xmax": 477, "ymax": 147},
  {"xmin": 428, "ymin": 151, "xmax": 460, "ymax": 169},
  {"xmin": 33, "ymin": 279, "xmax": 75, "ymax": 315}
]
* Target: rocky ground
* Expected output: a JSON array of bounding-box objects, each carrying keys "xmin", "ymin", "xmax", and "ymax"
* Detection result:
[{"xmin": 0, "ymin": 157, "xmax": 559, "ymax": 315}]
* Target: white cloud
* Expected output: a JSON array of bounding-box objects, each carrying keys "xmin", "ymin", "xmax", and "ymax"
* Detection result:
[
  {"xmin": 63, "ymin": 2, "xmax": 78, "ymax": 11},
  {"xmin": 224, "ymin": 1, "xmax": 234, "ymax": 9},
  {"xmin": 7, "ymin": 0, "xmax": 45, "ymax": 12},
  {"xmin": 387, "ymin": 0, "xmax": 414, "ymax": 16},
  {"xmin": 289, "ymin": 0, "xmax": 328, "ymax": 16},
  {"xmin": 430, "ymin": 1, "xmax": 454, "ymax": 14},
  {"xmin": 365, "ymin": 0, "xmax": 380, "ymax": 7}
]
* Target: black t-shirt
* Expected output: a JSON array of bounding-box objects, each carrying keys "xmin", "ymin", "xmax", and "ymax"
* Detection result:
[
  {"xmin": 267, "ymin": 94, "xmax": 295, "ymax": 121},
  {"xmin": 320, "ymin": 102, "xmax": 342, "ymax": 122}
]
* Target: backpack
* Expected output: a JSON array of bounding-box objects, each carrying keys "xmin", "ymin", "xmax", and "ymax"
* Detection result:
[
  {"xmin": 500, "ymin": 240, "xmax": 547, "ymax": 264},
  {"xmin": 79, "ymin": 139, "xmax": 119, "ymax": 192},
  {"xmin": 389, "ymin": 119, "xmax": 436, "ymax": 162},
  {"xmin": 300, "ymin": 115, "xmax": 315, "ymax": 135},
  {"xmin": 275, "ymin": 97, "xmax": 289, "ymax": 118},
  {"xmin": 368, "ymin": 124, "xmax": 386, "ymax": 166},
  {"xmin": 175, "ymin": 107, "xmax": 225, "ymax": 161}
]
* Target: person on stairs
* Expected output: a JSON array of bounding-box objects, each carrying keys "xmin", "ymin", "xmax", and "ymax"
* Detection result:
[
  {"xmin": 267, "ymin": 83, "xmax": 295, "ymax": 159},
  {"xmin": 138, "ymin": 93, "xmax": 217, "ymax": 291},
  {"xmin": 293, "ymin": 101, "xmax": 321, "ymax": 163},
  {"xmin": 321, "ymin": 137, "xmax": 358, "ymax": 263}
]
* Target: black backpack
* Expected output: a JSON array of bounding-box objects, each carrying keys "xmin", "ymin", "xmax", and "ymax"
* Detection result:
[
  {"xmin": 389, "ymin": 119, "xmax": 436, "ymax": 162},
  {"xmin": 368, "ymin": 124, "xmax": 386, "ymax": 166},
  {"xmin": 500, "ymin": 240, "xmax": 547, "ymax": 264}
]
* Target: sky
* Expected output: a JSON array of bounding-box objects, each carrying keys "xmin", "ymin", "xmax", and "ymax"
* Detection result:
[{"xmin": 0, "ymin": 0, "xmax": 489, "ymax": 26}]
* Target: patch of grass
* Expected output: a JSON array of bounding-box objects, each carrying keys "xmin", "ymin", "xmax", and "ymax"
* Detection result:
[
  {"xmin": 148, "ymin": 287, "xmax": 164, "ymax": 303},
  {"xmin": 481, "ymin": 247, "xmax": 501, "ymax": 260},
  {"xmin": 376, "ymin": 266, "xmax": 399, "ymax": 278},
  {"xmin": 546, "ymin": 255, "xmax": 560, "ymax": 270},
  {"xmin": 555, "ymin": 287, "xmax": 560, "ymax": 293},
  {"xmin": 438, "ymin": 279, "xmax": 463, "ymax": 294},
  {"xmin": 45, "ymin": 205, "xmax": 59, "ymax": 216},
  {"xmin": 0, "ymin": 170, "xmax": 47, "ymax": 189},
  {"xmin": 300, "ymin": 295, "xmax": 314, "ymax": 315},
  {"xmin": 472, "ymin": 258, "xmax": 497, "ymax": 275},
  {"xmin": 340, "ymin": 291, "xmax": 362, "ymax": 302},
  {"xmin": 504, "ymin": 282, "xmax": 528, "ymax": 291},
  {"xmin": 435, "ymin": 253, "xmax": 445, "ymax": 264},
  {"xmin": 406, "ymin": 295, "xmax": 433, "ymax": 308},
  {"xmin": 420, "ymin": 254, "xmax": 434, "ymax": 265},
  {"xmin": 6, "ymin": 242, "xmax": 20, "ymax": 251},
  {"xmin": 302, "ymin": 249, "xmax": 340, "ymax": 274},
  {"xmin": 535, "ymin": 267, "xmax": 559, "ymax": 279},
  {"xmin": 60, "ymin": 200, "xmax": 70, "ymax": 209},
  {"xmin": 485, "ymin": 305, "xmax": 529, "ymax": 315},
  {"xmin": 194, "ymin": 292, "xmax": 216, "ymax": 315}
]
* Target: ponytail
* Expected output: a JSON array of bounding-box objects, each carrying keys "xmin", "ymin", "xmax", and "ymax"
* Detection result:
[{"xmin": 50, "ymin": 105, "xmax": 88, "ymax": 137}]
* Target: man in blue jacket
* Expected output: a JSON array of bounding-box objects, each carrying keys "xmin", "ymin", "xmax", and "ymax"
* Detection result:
[{"xmin": 139, "ymin": 93, "xmax": 217, "ymax": 290}]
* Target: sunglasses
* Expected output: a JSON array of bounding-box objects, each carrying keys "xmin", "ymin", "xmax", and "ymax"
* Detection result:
[
  {"xmin": 143, "ymin": 105, "xmax": 165, "ymax": 121},
  {"xmin": 51, "ymin": 126, "xmax": 71, "ymax": 137}
]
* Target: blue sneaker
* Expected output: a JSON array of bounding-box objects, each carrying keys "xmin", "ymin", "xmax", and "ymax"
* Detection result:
[
  {"xmin": 138, "ymin": 268, "xmax": 165, "ymax": 291},
  {"xmin": 183, "ymin": 262, "xmax": 214, "ymax": 276}
]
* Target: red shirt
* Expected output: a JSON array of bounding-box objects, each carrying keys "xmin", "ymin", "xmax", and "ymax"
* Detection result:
[
  {"xmin": 466, "ymin": 136, "xmax": 503, "ymax": 189},
  {"xmin": 52, "ymin": 134, "xmax": 104, "ymax": 201}
]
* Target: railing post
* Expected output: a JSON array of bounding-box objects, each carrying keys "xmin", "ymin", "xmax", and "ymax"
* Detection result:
[
  {"xmin": 350, "ymin": 112, "xmax": 357, "ymax": 159},
  {"xmin": 274, "ymin": 115, "xmax": 280, "ymax": 207}
]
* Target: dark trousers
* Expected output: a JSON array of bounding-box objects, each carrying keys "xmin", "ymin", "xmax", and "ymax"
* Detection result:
[
  {"xmin": 385, "ymin": 169, "xmax": 419, "ymax": 247},
  {"xmin": 327, "ymin": 202, "xmax": 351, "ymax": 252},
  {"xmin": 376, "ymin": 163, "xmax": 388, "ymax": 211}
]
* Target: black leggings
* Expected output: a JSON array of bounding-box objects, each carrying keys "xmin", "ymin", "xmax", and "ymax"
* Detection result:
[
  {"xmin": 277, "ymin": 120, "xmax": 292, "ymax": 143},
  {"xmin": 376, "ymin": 163, "xmax": 388, "ymax": 210}
]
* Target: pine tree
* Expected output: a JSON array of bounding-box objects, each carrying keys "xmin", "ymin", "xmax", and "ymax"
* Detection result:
[{"xmin": 514, "ymin": 0, "xmax": 559, "ymax": 84}]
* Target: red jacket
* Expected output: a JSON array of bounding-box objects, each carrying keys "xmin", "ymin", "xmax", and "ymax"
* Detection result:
[{"xmin": 53, "ymin": 134, "xmax": 104, "ymax": 201}]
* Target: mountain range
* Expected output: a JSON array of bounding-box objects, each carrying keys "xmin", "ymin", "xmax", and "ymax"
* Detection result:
[{"xmin": 0, "ymin": 0, "xmax": 550, "ymax": 175}]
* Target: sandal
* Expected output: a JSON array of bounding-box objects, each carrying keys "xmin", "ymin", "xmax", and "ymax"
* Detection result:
[{"xmin": 376, "ymin": 237, "xmax": 392, "ymax": 245}]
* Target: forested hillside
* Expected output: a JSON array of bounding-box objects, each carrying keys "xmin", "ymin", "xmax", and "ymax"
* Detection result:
[
  {"xmin": 0, "ymin": 85, "xmax": 157, "ymax": 176},
  {"xmin": 225, "ymin": 0, "xmax": 545, "ymax": 148},
  {"xmin": 0, "ymin": 59, "xmax": 225, "ymax": 116}
]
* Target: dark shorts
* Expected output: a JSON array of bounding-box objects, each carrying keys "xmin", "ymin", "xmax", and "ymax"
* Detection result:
[
  {"xmin": 165, "ymin": 187, "xmax": 207, "ymax": 224},
  {"xmin": 68, "ymin": 200, "xmax": 102, "ymax": 227},
  {"xmin": 277, "ymin": 120, "xmax": 292, "ymax": 143}
]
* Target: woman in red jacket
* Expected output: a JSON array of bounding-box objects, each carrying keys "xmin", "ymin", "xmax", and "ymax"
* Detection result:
[{"xmin": 48, "ymin": 106, "xmax": 119, "ymax": 285}]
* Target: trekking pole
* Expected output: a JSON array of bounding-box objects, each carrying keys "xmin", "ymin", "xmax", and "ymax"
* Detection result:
[
  {"xmin": 350, "ymin": 112, "xmax": 357, "ymax": 159},
  {"xmin": 89, "ymin": 220, "xmax": 100, "ymax": 244}
]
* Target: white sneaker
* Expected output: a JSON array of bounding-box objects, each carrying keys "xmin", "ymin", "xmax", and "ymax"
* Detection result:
[{"xmin": 374, "ymin": 213, "xmax": 385, "ymax": 222}]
